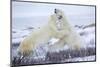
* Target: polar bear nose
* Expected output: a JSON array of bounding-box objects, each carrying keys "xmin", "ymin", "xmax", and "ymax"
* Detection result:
[{"xmin": 58, "ymin": 15, "xmax": 62, "ymax": 19}]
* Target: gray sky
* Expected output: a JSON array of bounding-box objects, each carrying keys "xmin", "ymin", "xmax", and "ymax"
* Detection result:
[{"xmin": 12, "ymin": 1, "xmax": 95, "ymax": 29}]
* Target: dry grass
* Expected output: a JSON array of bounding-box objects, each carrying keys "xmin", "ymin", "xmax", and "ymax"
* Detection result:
[{"xmin": 11, "ymin": 47, "xmax": 96, "ymax": 66}]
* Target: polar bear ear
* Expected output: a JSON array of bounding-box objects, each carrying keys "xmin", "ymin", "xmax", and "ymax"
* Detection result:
[
  {"xmin": 54, "ymin": 8, "xmax": 57, "ymax": 13},
  {"xmin": 54, "ymin": 8, "xmax": 61, "ymax": 14}
]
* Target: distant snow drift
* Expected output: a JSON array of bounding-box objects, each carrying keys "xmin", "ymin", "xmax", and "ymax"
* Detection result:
[{"xmin": 12, "ymin": 24, "xmax": 95, "ymax": 48}]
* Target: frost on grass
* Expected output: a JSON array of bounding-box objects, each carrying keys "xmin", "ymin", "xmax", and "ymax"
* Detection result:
[
  {"xmin": 12, "ymin": 47, "xmax": 95, "ymax": 66},
  {"xmin": 11, "ymin": 23, "xmax": 96, "ymax": 66}
]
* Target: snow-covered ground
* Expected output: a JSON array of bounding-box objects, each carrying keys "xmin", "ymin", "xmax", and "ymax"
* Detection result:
[
  {"xmin": 11, "ymin": 23, "xmax": 96, "ymax": 63},
  {"xmin": 12, "ymin": 23, "xmax": 95, "ymax": 48},
  {"xmin": 64, "ymin": 55, "xmax": 95, "ymax": 62}
]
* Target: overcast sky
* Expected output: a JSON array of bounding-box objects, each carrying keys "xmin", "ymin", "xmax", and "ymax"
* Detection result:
[{"xmin": 12, "ymin": 1, "xmax": 95, "ymax": 29}]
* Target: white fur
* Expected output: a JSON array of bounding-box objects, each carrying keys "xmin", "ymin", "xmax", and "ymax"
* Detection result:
[{"xmin": 17, "ymin": 9, "xmax": 82, "ymax": 57}]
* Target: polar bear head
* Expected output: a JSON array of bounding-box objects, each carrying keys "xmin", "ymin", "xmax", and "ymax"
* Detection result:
[
  {"xmin": 54, "ymin": 8, "xmax": 64, "ymax": 20},
  {"xmin": 49, "ymin": 9, "xmax": 71, "ymax": 38},
  {"xmin": 51, "ymin": 8, "xmax": 69, "ymax": 31}
]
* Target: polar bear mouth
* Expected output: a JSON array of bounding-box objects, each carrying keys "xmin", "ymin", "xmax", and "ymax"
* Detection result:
[{"xmin": 58, "ymin": 15, "xmax": 63, "ymax": 19}]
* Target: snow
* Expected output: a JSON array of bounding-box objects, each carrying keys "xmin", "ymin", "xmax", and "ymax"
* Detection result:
[
  {"xmin": 12, "ymin": 24, "xmax": 96, "ymax": 61},
  {"xmin": 80, "ymin": 27, "xmax": 95, "ymax": 48},
  {"xmin": 12, "ymin": 25, "xmax": 95, "ymax": 48},
  {"xmin": 12, "ymin": 28, "xmax": 31, "ymax": 44},
  {"xmin": 65, "ymin": 55, "xmax": 95, "ymax": 62}
]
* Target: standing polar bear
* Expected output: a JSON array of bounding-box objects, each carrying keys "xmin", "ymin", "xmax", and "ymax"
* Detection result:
[{"xmin": 17, "ymin": 9, "xmax": 82, "ymax": 57}]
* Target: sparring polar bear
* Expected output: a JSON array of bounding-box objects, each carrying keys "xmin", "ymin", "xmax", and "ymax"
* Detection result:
[{"xmin": 17, "ymin": 9, "xmax": 82, "ymax": 57}]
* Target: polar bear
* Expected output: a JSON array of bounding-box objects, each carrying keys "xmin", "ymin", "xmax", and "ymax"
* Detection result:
[
  {"xmin": 48, "ymin": 9, "xmax": 82, "ymax": 52},
  {"xmin": 17, "ymin": 9, "xmax": 82, "ymax": 57}
]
